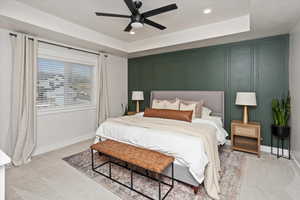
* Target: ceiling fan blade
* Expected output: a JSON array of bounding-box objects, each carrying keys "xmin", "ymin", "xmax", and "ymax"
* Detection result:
[
  {"xmin": 95, "ymin": 12, "xmax": 131, "ymax": 18},
  {"xmin": 144, "ymin": 19, "xmax": 166, "ymax": 30},
  {"xmin": 142, "ymin": 4, "xmax": 178, "ymax": 18},
  {"xmin": 124, "ymin": 0, "xmax": 138, "ymax": 14},
  {"xmin": 124, "ymin": 23, "xmax": 132, "ymax": 32}
]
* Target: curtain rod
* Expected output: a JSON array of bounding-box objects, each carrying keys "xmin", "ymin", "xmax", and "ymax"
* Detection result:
[{"xmin": 9, "ymin": 33, "xmax": 105, "ymax": 57}]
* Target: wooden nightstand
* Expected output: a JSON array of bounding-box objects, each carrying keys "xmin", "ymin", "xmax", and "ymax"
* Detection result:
[
  {"xmin": 231, "ymin": 120, "xmax": 261, "ymax": 157},
  {"xmin": 126, "ymin": 111, "xmax": 137, "ymax": 116}
]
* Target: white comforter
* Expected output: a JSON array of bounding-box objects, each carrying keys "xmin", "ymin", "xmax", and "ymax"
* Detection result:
[{"xmin": 95, "ymin": 114, "xmax": 228, "ymax": 184}]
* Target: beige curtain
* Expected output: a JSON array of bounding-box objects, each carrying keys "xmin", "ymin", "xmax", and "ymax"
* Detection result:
[
  {"xmin": 0, "ymin": 29, "xmax": 13, "ymax": 156},
  {"xmin": 96, "ymin": 54, "xmax": 110, "ymax": 127},
  {"xmin": 9, "ymin": 34, "xmax": 37, "ymax": 166}
]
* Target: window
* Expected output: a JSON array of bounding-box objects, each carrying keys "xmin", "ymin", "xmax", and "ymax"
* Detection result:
[{"xmin": 37, "ymin": 57, "xmax": 94, "ymax": 110}]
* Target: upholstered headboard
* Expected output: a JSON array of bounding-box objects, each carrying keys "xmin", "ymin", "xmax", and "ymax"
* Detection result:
[{"xmin": 150, "ymin": 90, "xmax": 225, "ymax": 121}]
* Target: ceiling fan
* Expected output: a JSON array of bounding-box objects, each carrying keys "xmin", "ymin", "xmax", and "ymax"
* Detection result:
[{"xmin": 95, "ymin": 0, "xmax": 178, "ymax": 32}]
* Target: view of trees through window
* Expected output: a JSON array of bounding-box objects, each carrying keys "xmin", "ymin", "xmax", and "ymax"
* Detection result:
[{"xmin": 37, "ymin": 58, "xmax": 93, "ymax": 109}]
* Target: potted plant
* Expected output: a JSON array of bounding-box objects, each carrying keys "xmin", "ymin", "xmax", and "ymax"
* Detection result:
[{"xmin": 271, "ymin": 95, "xmax": 291, "ymax": 138}]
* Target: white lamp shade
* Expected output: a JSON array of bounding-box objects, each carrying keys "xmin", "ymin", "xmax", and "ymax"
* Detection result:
[
  {"xmin": 235, "ymin": 92, "xmax": 257, "ymax": 106},
  {"xmin": 132, "ymin": 91, "xmax": 144, "ymax": 101}
]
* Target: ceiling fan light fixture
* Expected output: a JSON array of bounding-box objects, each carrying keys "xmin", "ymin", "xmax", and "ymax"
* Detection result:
[
  {"xmin": 129, "ymin": 30, "xmax": 135, "ymax": 35},
  {"xmin": 131, "ymin": 22, "xmax": 144, "ymax": 29},
  {"xmin": 95, "ymin": 1, "xmax": 178, "ymax": 32},
  {"xmin": 203, "ymin": 8, "xmax": 212, "ymax": 14}
]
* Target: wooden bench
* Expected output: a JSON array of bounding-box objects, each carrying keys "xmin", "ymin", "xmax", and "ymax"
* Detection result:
[{"xmin": 91, "ymin": 139, "xmax": 175, "ymax": 200}]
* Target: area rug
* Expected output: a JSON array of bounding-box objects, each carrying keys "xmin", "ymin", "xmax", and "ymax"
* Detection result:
[{"xmin": 63, "ymin": 147, "xmax": 246, "ymax": 200}]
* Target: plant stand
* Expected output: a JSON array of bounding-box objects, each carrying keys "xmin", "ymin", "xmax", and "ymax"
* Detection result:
[{"xmin": 271, "ymin": 132, "xmax": 291, "ymax": 160}]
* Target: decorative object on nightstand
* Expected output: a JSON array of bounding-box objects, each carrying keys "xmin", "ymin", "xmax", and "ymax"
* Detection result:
[
  {"xmin": 121, "ymin": 103, "xmax": 128, "ymax": 116},
  {"xmin": 271, "ymin": 95, "xmax": 291, "ymax": 159},
  {"xmin": 235, "ymin": 92, "xmax": 257, "ymax": 124},
  {"xmin": 231, "ymin": 120, "xmax": 261, "ymax": 157},
  {"xmin": 132, "ymin": 91, "xmax": 144, "ymax": 113}
]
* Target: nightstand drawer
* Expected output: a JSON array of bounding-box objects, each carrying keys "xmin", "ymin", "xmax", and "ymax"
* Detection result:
[
  {"xmin": 231, "ymin": 120, "xmax": 261, "ymax": 157},
  {"xmin": 234, "ymin": 126, "xmax": 257, "ymax": 138}
]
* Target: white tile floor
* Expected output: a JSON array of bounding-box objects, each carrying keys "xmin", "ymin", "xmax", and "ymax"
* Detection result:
[{"xmin": 5, "ymin": 139, "xmax": 300, "ymax": 200}]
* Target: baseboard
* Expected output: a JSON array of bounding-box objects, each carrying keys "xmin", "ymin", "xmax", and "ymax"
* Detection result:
[
  {"xmin": 33, "ymin": 132, "xmax": 95, "ymax": 156},
  {"xmin": 226, "ymin": 140, "xmax": 290, "ymax": 157}
]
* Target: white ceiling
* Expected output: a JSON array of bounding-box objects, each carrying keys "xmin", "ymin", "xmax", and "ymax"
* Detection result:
[
  {"xmin": 15, "ymin": 0, "xmax": 250, "ymax": 42},
  {"xmin": 130, "ymin": 0, "xmax": 300, "ymax": 57},
  {"xmin": 2, "ymin": 0, "xmax": 300, "ymax": 57}
]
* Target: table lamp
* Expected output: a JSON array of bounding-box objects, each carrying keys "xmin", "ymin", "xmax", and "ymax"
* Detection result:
[
  {"xmin": 235, "ymin": 92, "xmax": 257, "ymax": 124},
  {"xmin": 132, "ymin": 91, "xmax": 144, "ymax": 113}
]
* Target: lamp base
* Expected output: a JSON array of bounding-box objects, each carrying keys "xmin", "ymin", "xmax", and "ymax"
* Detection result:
[
  {"xmin": 243, "ymin": 106, "xmax": 248, "ymax": 124},
  {"xmin": 136, "ymin": 101, "xmax": 140, "ymax": 113}
]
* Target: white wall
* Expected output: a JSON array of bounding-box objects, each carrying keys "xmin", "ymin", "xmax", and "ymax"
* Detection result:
[
  {"xmin": 35, "ymin": 108, "xmax": 97, "ymax": 155},
  {"xmin": 289, "ymin": 20, "xmax": 300, "ymax": 164}
]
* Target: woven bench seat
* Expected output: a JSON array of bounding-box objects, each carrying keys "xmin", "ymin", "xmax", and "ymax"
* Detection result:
[
  {"xmin": 91, "ymin": 139, "xmax": 174, "ymax": 173},
  {"xmin": 91, "ymin": 139, "xmax": 175, "ymax": 200}
]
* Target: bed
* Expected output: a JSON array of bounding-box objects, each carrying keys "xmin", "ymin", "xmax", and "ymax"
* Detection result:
[{"xmin": 95, "ymin": 90, "xmax": 227, "ymax": 198}]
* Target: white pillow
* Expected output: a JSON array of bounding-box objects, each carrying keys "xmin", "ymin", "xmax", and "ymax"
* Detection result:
[
  {"xmin": 165, "ymin": 99, "xmax": 180, "ymax": 110},
  {"xmin": 152, "ymin": 99, "xmax": 180, "ymax": 110},
  {"xmin": 202, "ymin": 106, "xmax": 212, "ymax": 117},
  {"xmin": 180, "ymin": 103, "xmax": 197, "ymax": 118},
  {"xmin": 152, "ymin": 99, "xmax": 165, "ymax": 109},
  {"xmin": 180, "ymin": 99, "xmax": 204, "ymax": 118}
]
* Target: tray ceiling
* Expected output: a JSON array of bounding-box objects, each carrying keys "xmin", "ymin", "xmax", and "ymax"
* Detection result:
[{"xmin": 15, "ymin": 0, "xmax": 250, "ymax": 42}]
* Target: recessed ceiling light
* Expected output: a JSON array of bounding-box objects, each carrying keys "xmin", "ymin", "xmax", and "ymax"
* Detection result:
[
  {"xmin": 203, "ymin": 8, "xmax": 212, "ymax": 14},
  {"xmin": 129, "ymin": 30, "xmax": 135, "ymax": 35}
]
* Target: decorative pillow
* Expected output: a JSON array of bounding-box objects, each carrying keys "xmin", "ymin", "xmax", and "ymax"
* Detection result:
[
  {"xmin": 152, "ymin": 99, "xmax": 166, "ymax": 109},
  {"xmin": 180, "ymin": 100, "xmax": 204, "ymax": 118},
  {"xmin": 164, "ymin": 98, "xmax": 180, "ymax": 110},
  {"xmin": 202, "ymin": 106, "xmax": 212, "ymax": 117},
  {"xmin": 143, "ymin": 108, "xmax": 193, "ymax": 122},
  {"xmin": 152, "ymin": 98, "xmax": 180, "ymax": 110},
  {"xmin": 179, "ymin": 103, "xmax": 197, "ymax": 118}
]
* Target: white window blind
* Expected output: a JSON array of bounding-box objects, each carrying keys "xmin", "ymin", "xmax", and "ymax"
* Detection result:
[{"xmin": 37, "ymin": 57, "xmax": 94, "ymax": 110}]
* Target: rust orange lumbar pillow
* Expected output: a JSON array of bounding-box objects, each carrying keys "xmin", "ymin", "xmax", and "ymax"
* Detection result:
[{"xmin": 143, "ymin": 108, "xmax": 193, "ymax": 122}]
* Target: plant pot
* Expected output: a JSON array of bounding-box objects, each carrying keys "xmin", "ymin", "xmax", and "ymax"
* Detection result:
[{"xmin": 271, "ymin": 125, "xmax": 290, "ymax": 138}]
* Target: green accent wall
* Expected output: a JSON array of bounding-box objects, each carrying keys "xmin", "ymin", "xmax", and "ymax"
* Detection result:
[{"xmin": 128, "ymin": 35, "xmax": 289, "ymax": 146}]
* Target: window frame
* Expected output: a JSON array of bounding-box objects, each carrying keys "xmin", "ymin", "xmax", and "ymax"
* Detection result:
[{"xmin": 37, "ymin": 48, "xmax": 98, "ymax": 114}]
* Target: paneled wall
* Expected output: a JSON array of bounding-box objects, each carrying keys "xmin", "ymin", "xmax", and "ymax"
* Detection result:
[
  {"xmin": 290, "ymin": 21, "xmax": 300, "ymax": 162},
  {"xmin": 128, "ymin": 35, "xmax": 289, "ymax": 146}
]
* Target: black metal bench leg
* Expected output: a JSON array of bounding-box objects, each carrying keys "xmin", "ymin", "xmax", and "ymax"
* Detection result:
[
  {"xmin": 171, "ymin": 163, "xmax": 174, "ymax": 187},
  {"xmin": 130, "ymin": 166, "xmax": 133, "ymax": 189},
  {"xmin": 91, "ymin": 148, "xmax": 95, "ymax": 170},
  {"xmin": 109, "ymin": 160, "xmax": 112, "ymax": 178},
  {"xmin": 158, "ymin": 174, "xmax": 161, "ymax": 200}
]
